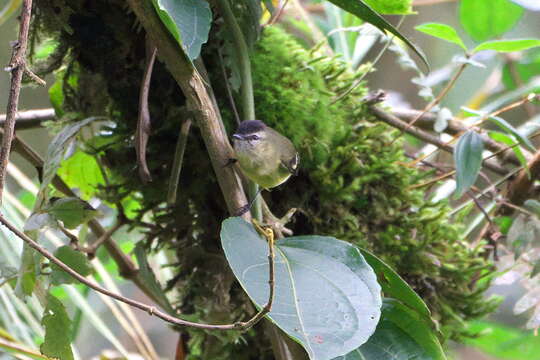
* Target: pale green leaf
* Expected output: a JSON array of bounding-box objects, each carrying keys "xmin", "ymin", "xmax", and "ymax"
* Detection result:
[
  {"xmin": 221, "ymin": 217, "xmax": 382, "ymax": 360},
  {"xmin": 58, "ymin": 150, "xmax": 105, "ymax": 200},
  {"xmin": 460, "ymin": 0, "xmax": 523, "ymax": 42},
  {"xmin": 415, "ymin": 23, "xmax": 467, "ymax": 50},
  {"xmin": 363, "ymin": 0, "xmax": 413, "ymax": 14},
  {"xmin": 488, "ymin": 131, "xmax": 528, "ymax": 171},
  {"xmin": 454, "ymin": 131, "xmax": 484, "ymax": 198},
  {"xmin": 41, "ymin": 293, "xmax": 74, "ymax": 360},
  {"xmin": 474, "ymin": 39, "xmax": 540, "ymax": 53}
]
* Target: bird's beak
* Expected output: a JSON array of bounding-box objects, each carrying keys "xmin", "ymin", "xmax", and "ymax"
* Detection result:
[{"xmin": 232, "ymin": 134, "xmax": 244, "ymax": 140}]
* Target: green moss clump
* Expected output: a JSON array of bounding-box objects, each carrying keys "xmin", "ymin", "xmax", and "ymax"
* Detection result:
[{"xmin": 248, "ymin": 26, "xmax": 499, "ymax": 340}]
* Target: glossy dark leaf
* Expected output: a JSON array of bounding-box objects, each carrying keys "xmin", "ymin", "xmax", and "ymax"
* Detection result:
[
  {"xmin": 360, "ymin": 249, "xmax": 431, "ymax": 318},
  {"xmin": 333, "ymin": 299, "xmax": 446, "ymax": 360},
  {"xmin": 221, "ymin": 217, "xmax": 382, "ymax": 360},
  {"xmin": 454, "ymin": 131, "xmax": 484, "ymax": 198},
  {"xmin": 327, "ymin": 0, "xmax": 429, "ymax": 70}
]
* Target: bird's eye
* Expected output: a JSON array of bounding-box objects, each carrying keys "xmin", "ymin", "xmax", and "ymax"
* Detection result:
[{"xmin": 251, "ymin": 134, "xmax": 260, "ymax": 140}]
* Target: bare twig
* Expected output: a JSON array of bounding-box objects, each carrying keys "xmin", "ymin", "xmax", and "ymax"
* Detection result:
[
  {"xmin": 167, "ymin": 117, "xmax": 192, "ymax": 205},
  {"xmin": 0, "ymin": 108, "xmax": 55, "ymax": 129},
  {"xmin": 0, "ymin": 0, "xmax": 33, "ymax": 204},
  {"xmin": 86, "ymin": 220, "xmax": 125, "ymax": 258},
  {"xmin": 136, "ymin": 44, "xmax": 158, "ymax": 183},
  {"xmin": 369, "ymin": 105, "xmax": 509, "ymax": 175},
  {"xmin": 0, "ymin": 213, "xmax": 275, "ymax": 331},
  {"xmin": 392, "ymin": 107, "xmax": 524, "ymax": 166},
  {"xmin": 390, "ymin": 61, "xmax": 468, "ymax": 145}
]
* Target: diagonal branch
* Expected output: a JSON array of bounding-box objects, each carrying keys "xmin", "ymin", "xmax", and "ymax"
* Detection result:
[
  {"xmin": 0, "ymin": 213, "xmax": 274, "ymax": 331},
  {"xmin": 0, "ymin": 0, "xmax": 33, "ymax": 204},
  {"xmin": 369, "ymin": 105, "xmax": 509, "ymax": 175},
  {"xmin": 126, "ymin": 0, "xmax": 248, "ymax": 218}
]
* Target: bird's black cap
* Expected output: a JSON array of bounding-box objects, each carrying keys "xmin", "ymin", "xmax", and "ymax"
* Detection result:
[{"xmin": 235, "ymin": 120, "xmax": 266, "ymax": 135}]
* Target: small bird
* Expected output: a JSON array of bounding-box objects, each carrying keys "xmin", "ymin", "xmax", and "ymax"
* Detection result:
[{"xmin": 232, "ymin": 120, "xmax": 299, "ymax": 215}]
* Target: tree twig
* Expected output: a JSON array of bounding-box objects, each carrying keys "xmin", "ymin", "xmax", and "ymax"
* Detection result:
[
  {"xmin": 85, "ymin": 220, "xmax": 125, "ymax": 258},
  {"xmin": 392, "ymin": 107, "xmax": 524, "ymax": 166},
  {"xmin": 0, "ymin": 213, "xmax": 275, "ymax": 331},
  {"xmin": 390, "ymin": 61, "xmax": 468, "ymax": 145},
  {"xmin": 135, "ymin": 44, "xmax": 157, "ymax": 183},
  {"xmin": 0, "ymin": 108, "xmax": 55, "ymax": 129},
  {"xmin": 0, "ymin": 0, "xmax": 33, "ymax": 204},
  {"xmin": 369, "ymin": 105, "xmax": 509, "ymax": 175}
]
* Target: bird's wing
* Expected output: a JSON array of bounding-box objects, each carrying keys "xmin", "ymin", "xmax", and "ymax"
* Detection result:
[{"xmin": 281, "ymin": 151, "xmax": 300, "ymax": 176}]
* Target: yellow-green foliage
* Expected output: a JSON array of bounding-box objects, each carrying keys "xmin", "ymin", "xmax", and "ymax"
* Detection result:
[{"xmin": 251, "ymin": 26, "xmax": 499, "ymax": 340}]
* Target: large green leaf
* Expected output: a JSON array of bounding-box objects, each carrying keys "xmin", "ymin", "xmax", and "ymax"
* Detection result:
[
  {"xmin": 334, "ymin": 299, "xmax": 446, "ymax": 360},
  {"xmin": 151, "ymin": 0, "xmax": 212, "ymax": 60},
  {"xmin": 459, "ymin": 0, "xmax": 524, "ymax": 42},
  {"xmin": 454, "ymin": 131, "xmax": 484, "ymax": 198},
  {"xmin": 221, "ymin": 217, "xmax": 382, "ymax": 360},
  {"xmin": 360, "ymin": 250, "xmax": 431, "ymax": 318},
  {"xmin": 415, "ymin": 23, "xmax": 467, "ymax": 50},
  {"xmin": 41, "ymin": 293, "xmax": 74, "ymax": 360},
  {"xmin": 327, "ymin": 0, "xmax": 428, "ymax": 70},
  {"xmin": 473, "ymin": 39, "xmax": 540, "ymax": 54}
]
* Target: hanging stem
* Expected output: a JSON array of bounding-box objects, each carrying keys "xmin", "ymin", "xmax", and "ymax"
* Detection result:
[{"xmin": 215, "ymin": 0, "xmax": 262, "ymax": 220}]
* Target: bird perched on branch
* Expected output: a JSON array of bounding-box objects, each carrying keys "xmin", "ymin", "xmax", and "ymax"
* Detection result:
[{"xmin": 232, "ymin": 120, "xmax": 299, "ymax": 215}]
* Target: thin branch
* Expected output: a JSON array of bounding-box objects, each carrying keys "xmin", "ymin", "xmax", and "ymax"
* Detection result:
[
  {"xmin": 392, "ymin": 107, "xmax": 524, "ymax": 166},
  {"xmin": 135, "ymin": 44, "xmax": 157, "ymax": 183},
  {"xmin": 167, "ymin": 117, "xmax": 192, "ymax": 205},
  {"xmin": 369, "ymin": 105, "xmax": 509, "ymax": 175},
  {"xmin": 0, "ymin": 213, "xmax": 274, "ymax": 331},
  {"xmin": 0, "ymin": 108, "xmax": 55, "ymax": 129},
  {"xmin": 0, "ymin": 338, "xmax": 50, "ymax": 360},
  {"xmin": 390, "ymin": 61, "xmax": 468, "ymax": 145},
  {"xmin": 332, "ymin": 17, "xmax": 404, "ymax": 104},
  {"xmin": 0, "ymin": 0, "xmax": 33, "ymax": 204},
  {"xmin": 86, "ymin": 220, "xmax": 125, "ymax": 258}
]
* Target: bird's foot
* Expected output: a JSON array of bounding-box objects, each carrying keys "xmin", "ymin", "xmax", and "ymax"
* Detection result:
[{"xmin": 262, "ymin": 207, "xmax": 297, "ymax": 238}]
